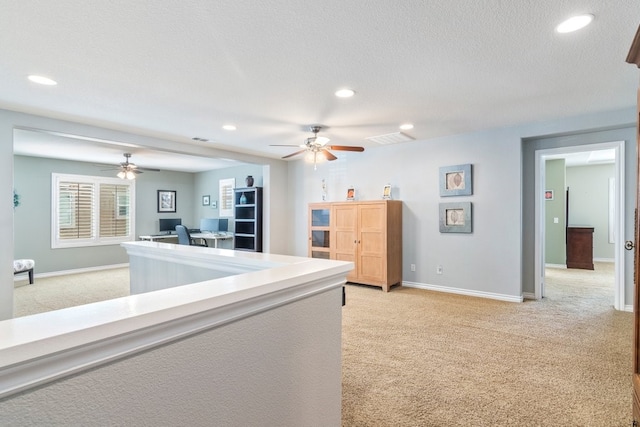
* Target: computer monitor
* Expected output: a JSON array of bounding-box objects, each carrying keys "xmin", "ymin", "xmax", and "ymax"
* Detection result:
[
  {"xmin": 199, "ymin": 218, "xmax": 218, "ymax": 232},
  {"xmin": 159, "ymin": 218, "xmax": 182, "ymax": 234},
  {"xmin": 199, "ymin": 218, "xmax": 229, "ymax": 233}
]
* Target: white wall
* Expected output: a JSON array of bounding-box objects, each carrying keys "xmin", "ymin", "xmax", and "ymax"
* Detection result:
[{"xmin": 0, "ymin": 275, "xmax": 344, "ymax": 426}]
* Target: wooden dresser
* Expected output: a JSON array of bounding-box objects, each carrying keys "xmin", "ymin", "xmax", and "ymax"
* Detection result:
[{"xmin": 566, "ymin": 226, "xmax": 594, "ymax": 270}]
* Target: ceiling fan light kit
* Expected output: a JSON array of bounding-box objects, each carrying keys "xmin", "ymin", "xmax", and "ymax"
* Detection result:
[
  {"xmin": 271, "ymin": 126, "xmax": 365, "ymax": 169},
  {"xmin": 110, "ymin": 153, "xmax": 160, "ymax": 179}
]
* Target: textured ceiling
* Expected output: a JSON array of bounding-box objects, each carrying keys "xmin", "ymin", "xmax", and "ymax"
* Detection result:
[{"xmin": 1, "ymin": 0, "xmax": 639, "ymax": 170}]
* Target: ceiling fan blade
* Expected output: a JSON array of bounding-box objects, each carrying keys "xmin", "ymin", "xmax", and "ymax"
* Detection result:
[
  {"xmin": 282, "ymin": 149, "xmax": 307, "ymax": 159},
  {"xmin": 326, "ymin": 145, "xmax": 365, "ymax": 152},
  {"xmin": 321, "ymin": 149, "xmax": 337, "ymax": 161},
  {"xmin": 137, "ymin": 167, "xmax": 160, "ymax": 172}
]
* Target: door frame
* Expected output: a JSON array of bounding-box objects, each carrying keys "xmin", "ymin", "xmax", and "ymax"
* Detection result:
[{"xmin": 534, "ymin": 140, "xmax": 625, "ymax": 309}]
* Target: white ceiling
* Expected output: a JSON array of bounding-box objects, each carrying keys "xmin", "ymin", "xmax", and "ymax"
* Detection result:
[{"xmin": 2, "ymin": 1, "xmax": 639, "ymax": 171}]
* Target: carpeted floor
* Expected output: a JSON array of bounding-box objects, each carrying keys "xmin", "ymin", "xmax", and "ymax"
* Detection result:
[
  {"xmin": 11, "ymin": 263, "xmax": 631, "ymax": 426},
  {"xmin": 341, "ymin": 262, "xmax": 631, "ymax": 426},
  {"xmin": 13, "ymin": 268, "xmax": 130, "ymax": 317}
]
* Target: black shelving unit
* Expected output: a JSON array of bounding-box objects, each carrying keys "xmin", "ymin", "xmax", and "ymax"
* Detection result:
[{"xmin": 233, "ymin": 187, "xmax": 263, "ymax": 252}]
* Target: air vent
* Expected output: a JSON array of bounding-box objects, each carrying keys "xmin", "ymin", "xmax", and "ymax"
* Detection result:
[{"xmin": 365, "ymin": 132, "xmax": 415, "ymax": 145}]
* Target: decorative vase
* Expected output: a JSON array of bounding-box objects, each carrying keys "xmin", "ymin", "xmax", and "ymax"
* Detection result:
[
  {"xmin": 245, "ymin": 175, "xmax": 254, "ymax": 187},
  {"xmin": 239, "ymin": 193, "xmax": 247, "ymax": 205}
]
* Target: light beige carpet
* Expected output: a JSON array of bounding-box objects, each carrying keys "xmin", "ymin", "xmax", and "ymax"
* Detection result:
[
  {"xmin": 12, "ymin": 263, "xmax": 631, "ymax": 425},
  {"xmin": 13, "ymin": 268, "xmax": 130, "ymax": 317},
  {"xmin": 341, "ymin": 262, "xmax": 632, "ymax": 426}
]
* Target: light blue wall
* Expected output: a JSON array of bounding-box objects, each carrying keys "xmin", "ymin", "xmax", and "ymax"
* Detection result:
[
  {"xmin": 289, "ymin": 107, "xmax": 636, "ymax": 302},
  {"xmin": 566, "ymin": 164, "xmax": 615, "ymax": 260},
  {"xmin": 522, "ymin": 113, "xmax": 636, "ymax": 303},
  {"xmin": 0, "ymin": 107, "xmax": 636, "ymax": 319},
  {"xmin": 13, "ymin": 155, "xmax": 196, "ymax": 273},
  {"xmin": 194, "ymin": 164, "xmax": 264, "ymax": 250},
  {"xmin": 1, "ymin": 108, "xmax": 289, "ymax": 320},
  {"xmin": 544, "ymin": 159, "xmax": 566, "ymax": 265}
]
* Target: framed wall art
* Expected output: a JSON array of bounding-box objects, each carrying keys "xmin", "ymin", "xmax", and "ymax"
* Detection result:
[
  {"xmin": 202, "ymin": 195, "xmax": 210, "ymax": 206},
  {"xmin": 157, "ymin": 190, "xmax": 176, "ymax": 213},
  {"xmin": 544, "ymin": 190, "xmax": 554, "ymax": 200},
  {"xmin": 439, "ymin": 202, "xmax": 472, "ymax": 233},
  {"xmin": 439, "ymin": 164, "xmax": 472, "ymax": 196}
]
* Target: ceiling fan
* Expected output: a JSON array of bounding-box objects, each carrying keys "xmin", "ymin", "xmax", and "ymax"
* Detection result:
[
  {"xmin": 104, "ymin": 153, "xmax": 160, "ymax": 180},
  {"xmin": 271, "ymin": 126, "xmax": 364, "ymax": 169}
]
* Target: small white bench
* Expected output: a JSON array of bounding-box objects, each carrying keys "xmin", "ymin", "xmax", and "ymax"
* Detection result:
[{"xmin": 14, "ymin": 259, "xmax": 35, "ymax": 284}]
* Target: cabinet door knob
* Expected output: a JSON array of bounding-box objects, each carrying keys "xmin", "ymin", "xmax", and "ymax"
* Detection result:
[{"xmin": 625, "ymin": 240, "xmax": 635, "ymax": 250}]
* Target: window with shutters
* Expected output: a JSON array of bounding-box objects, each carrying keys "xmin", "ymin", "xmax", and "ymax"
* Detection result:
[{"xmin": 52, "ymin": 173, "xmax": 135, "ymax": 248}]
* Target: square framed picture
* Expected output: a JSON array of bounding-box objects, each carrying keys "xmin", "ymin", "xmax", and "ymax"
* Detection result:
[
  {"xmin": 202, "ymin": 195, "xmax": 210, "ymax": 206},
  {"xmin": 439, "ymin": 164, "xmax": 472, "ymax": 197},
  {"xmin": 157, "ymin": 190, "xmax": 177, "ymax": 213},
  {"xmin": 544, "ymin": 190, "xmax": 554, "ymax": 200},
  {"xmin": 439, "ymin": 202, "xmax": 472, "ymax": 233}
]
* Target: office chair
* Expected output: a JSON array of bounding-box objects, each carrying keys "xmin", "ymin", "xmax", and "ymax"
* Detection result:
[{"xmin": 175, "ymin": 225, "xmax": 208, "ymax": 247}]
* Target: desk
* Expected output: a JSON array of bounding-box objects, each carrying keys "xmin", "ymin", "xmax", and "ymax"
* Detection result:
[
  {"xmin": 138, "ymin": 234, "xmax": 178, "ymax": 242},
  {"xmin": 191, "ymin": 232, "xmax": 233, "ymax": 248}
]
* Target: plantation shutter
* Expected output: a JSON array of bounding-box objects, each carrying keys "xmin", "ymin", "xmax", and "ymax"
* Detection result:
[
  {"xmin": 58, "ymin": 181, "xmax": 94, "ymax": 240},
  {"xmin": 99, "ymin": 184, "xmax": 130, "ymax": 237}
]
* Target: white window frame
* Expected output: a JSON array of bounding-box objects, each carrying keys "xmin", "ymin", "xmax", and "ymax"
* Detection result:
[{"xmin": 52, "ymin": 173, "xmax": 136, "ymax": 248}]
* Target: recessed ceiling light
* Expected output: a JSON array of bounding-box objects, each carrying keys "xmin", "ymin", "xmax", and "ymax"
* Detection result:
[
  {"xmin": 28, "ymin": 75, "xmax": 57, "ymax": 85},
  {"xmin": 335, "ymin": 88, "xmax": 355, "ymax": 98},
  {"xmin": 222, "ymin": 125, "xmax": 237, "ymax": 131},
  {"xmin": 399, "ymin": 123, "xmax": 414, "ymax": 130},
  {"xmin": 556, "ymin": 14, "xmax": 594, "ymax": 33}
]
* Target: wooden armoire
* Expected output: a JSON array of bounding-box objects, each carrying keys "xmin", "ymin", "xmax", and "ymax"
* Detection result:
[{"xmin": 308, "ymin": 200, "xmax": 402, "ymax": 292}]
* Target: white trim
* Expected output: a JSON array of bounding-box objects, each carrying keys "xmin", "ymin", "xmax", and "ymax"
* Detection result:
[
  {"xmin": 51, "ymin": 173, "xmax": 136, "ymax": 248},
  {"xmin": 403, "ymin": 281, "xmax": 524, "ymax": 303},
  {"xmin": 545, "ymin": 263, "xmax": 567, "ymax": 269},
  {"xmin": 13, "ymin": 263, "xmax": 129, "ymax": 283},
  {"xmin": 534, "ymin": 141, "xmax": 625, "ymax": 310},
  {"xmin": 0, "ymin": 248, "xmax": 352, "ymax": 399},
  {"xmin": 523, "ymin": 292, "xmax": 536, "ymax": 300}
]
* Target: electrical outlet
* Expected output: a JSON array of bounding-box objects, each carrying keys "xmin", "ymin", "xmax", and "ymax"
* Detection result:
[
  {"xmin": 437, "ymin": 265, "xmax": 443, "ymax": 275},
  {"xmin": 410, "ymin": 264, "xmax": 416, "ymax": 272}
]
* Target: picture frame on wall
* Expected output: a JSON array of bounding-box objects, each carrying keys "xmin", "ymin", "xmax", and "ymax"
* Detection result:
[
  {"xmin": 439, "ymin": 164, "xmax": 472, "ymax": 196},
  {"xmin": 545, "ymin": 190, "xmax": 554, "ymax": 200},
  {"xmin": 439, "ymin": 202, "xmax": 472, "ymax": 233},
  {"xmin": 202, "ymin": 195, "xmax": 210, "ymax": 206},
  {"xmin": 157, "ymin": 190, "xmax": 177, "ymax": 213}
]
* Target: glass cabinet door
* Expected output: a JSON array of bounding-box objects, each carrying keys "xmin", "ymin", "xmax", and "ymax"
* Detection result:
[{"xmin": 309, "ymin": 204, "xmax": 331, "ymax": 259}]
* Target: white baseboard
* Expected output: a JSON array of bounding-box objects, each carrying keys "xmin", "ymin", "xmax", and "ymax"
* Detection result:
[
  {"xmin": 523, "ymin": 292, "xmax": 536, "ymax": 300},
  {"xmin": 593, "ymin": 258, "xmax": 614, "ymax": 263},
  {"xmin": 14, "ymin": 263, "xmax": 129, "ymax": 282},
  {"xmin": 545, "ymin": 263, "xmax": 566, "ymax": 269},
  {"xmin": 403, "ymin": 281, "xmax": 524, "ymax": 303}
]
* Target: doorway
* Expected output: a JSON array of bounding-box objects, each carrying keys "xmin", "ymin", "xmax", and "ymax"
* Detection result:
[{"xmin": 534, "ymin": 141, "xmax": 625, "ymax": 310}]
